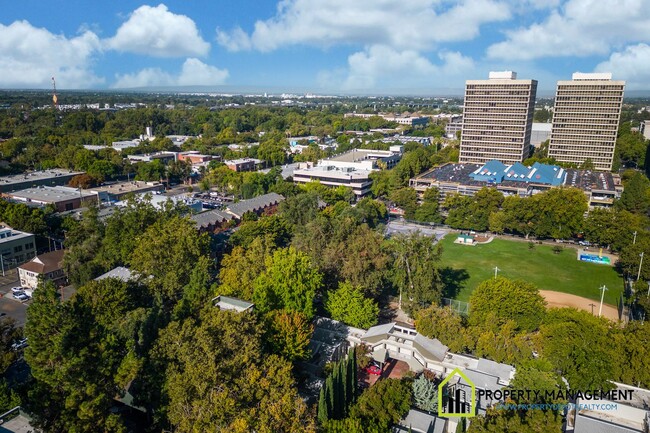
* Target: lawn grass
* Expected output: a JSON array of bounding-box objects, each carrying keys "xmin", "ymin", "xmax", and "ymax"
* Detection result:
[{"xmin": 439, "ymin": 234, "xmax": 624, "ymax": 306}]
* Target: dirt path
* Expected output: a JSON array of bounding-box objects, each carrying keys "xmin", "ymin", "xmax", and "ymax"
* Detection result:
[{"xmin": 539, "ymin": 290, "xmax": 619, "ymax": 321}]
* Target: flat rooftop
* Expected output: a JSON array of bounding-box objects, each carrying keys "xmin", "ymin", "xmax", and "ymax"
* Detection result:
[
  {"xmin": 0, "ymin": 169, "xmax": 83, "ymax": 187},
  {"xmin": 294, "ymin": 166, "xmax": 373, "ymax": 180},
  {"xmin": 0, "ymin": 227, "xmax": 33, "ymax": 243},
  {"xmin": 89, "ymin": 181, "xmax": 163, "ymax": 194},
  {"xmin": 225, "ymin": 158, "xmax": 262, "ymax": 164},
  {"xmin": 564, "ymin": 169, "xmax": 617, "ymax": 192},
  {"xmin": 324, "ymin": 148, "xmax": 394, "ymax": 163},
  {"xmin": 8, "ymin": 186, "xmax": 97, "ymax": 202}
]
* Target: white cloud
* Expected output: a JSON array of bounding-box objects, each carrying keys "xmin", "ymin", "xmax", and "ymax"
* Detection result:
[
  {"xmin": 113, "ymin": 58, "xmax": 228, "ymax": 88},
  {"xmin": 0, "ymin": 20, "xmax": 103, "ymax": 88},
  {"xmin": 217, "ymin": 0, "xmax": 511, "ymax": 52},
  {"xmin": 488, "ymin": 0, "xmax": 650, "ymax": 60},
  {"xmin": 595, "ymin": 44, "xmax": 650, "ymax": 89},
  {"xmin": 106, "ymin": 4, "xmax": 210, "ymax": 57},
  {"xmin": 177, "ymin": 58, "xmax": 229, "ymax": 86},
  {"xmin": 320, "ymin": 45, "xmax": 474, "ymax": 91}
]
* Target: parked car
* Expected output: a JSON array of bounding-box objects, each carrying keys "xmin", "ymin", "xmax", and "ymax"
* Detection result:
[
  {"xmin": 364, "ymin": 363, "xmax": 382, "ymax": 376},
  {"xmin": 11, "ymin": 338, "xmax": 27, "ymax": 351},
  {"xmin": 10, "ymin": 287, "xmax": 24, "ymax": 295},
  {"xmin": 13, "ymin": 293, "xmax": 29, "ymax": 301},
  {"xmin": 578, "ymin": 240, "xmax": 591, "ymax": 247}
]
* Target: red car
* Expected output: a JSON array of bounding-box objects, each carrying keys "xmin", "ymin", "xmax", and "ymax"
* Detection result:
[{"xmin": 364, "ymin": 364, "xmax": 382, "ymax": 376}]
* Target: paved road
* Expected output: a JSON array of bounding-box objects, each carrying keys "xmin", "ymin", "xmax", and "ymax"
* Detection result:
[{"xmin": 0, "ymin": 297, "xmax": 28, "ymax": 327}]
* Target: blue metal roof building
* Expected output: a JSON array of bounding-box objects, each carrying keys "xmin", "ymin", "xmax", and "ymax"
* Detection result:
[{"xmin": 469, "ymin": 160, "xmax": 566, "ymax": 186}]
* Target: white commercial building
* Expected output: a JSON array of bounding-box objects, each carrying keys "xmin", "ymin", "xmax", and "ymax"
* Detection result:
[{"xmin": 292, "ymin": 147, "xmax": 403, "ymax": 198}]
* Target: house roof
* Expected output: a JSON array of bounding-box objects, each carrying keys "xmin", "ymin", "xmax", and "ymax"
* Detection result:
[
  {"xmin": 476, "ymin": 358, "xmax": 515, "ymax": 382},
  {"xmin": 94, "ymin": 266, "xmax": 134, "ymax": 282},
  {"xmin": 19, "ymin": 249, "xmax": 64, "ymax": 274},
  {"xmin": 413, "ymin": 333, "xmax": 449, "ymax": 362},
  {"xmin": 213, "ymin": 295, "xmax": 254, "ymax": 312},
  {"xmin": 190, "ymin": 209, "xmax": 234, "ymax": 228},
  {"xmin": 226, "ymin": 192, "xmax": 284, "ymax": 219},
  {"xmin": 397, "ymin": 409, "xmax": 446, "ymax": 433}
]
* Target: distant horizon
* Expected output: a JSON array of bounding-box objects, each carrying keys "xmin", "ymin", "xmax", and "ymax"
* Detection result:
[{"xmin": 3, "ymin": 85, "xmax": 650, "ymax": 101}]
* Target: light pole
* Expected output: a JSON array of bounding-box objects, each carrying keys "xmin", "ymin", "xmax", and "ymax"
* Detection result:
[
  {"xmin": 494, "ymin": 266, "xmax": 500, "ymax": 279},
  {"xmin": 637, "ymin": 252, "xmax": 644, "ymax": 282},
  {"xmin": 633, "ymin": 231, "xmax": 638, "ymax": 245},
  {"xmin": 598, "ymin": 285, "xmax": 608, "ymax": 317}
]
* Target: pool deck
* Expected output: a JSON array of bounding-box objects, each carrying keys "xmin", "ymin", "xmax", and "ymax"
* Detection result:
[{"xmin": 576, "ymin": 248, "xmax": 617, "ymax": 266}]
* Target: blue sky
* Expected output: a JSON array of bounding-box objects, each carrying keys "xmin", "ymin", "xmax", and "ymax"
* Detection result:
[{"xmin": 1, "ymin": 0, "xmax": 649, "ymax": 94}]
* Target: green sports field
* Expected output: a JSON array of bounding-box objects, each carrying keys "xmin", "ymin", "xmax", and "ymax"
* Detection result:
[{"xmin": 439, "ymin": 234, "xmax": 624, "ymax": 306}]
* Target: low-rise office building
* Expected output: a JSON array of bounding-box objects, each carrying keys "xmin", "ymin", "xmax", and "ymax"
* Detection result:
[
  {"xmin": 5, "ymin": 186, "xmax": 99, "ymax": 211},
  {"xmin": 126, "ymin": 152, "xmax": 177, "ymax": 164},
  {"xmin": 293, "ymin": 148, "xmax": 403, "ymax": 198},
  {"xmin": 410, "ymin": 160, "xmax": 621, "ymax": 208},
  {"xmin": 0, "ymin": 227, "xmax": 36, "ymax": 266},
  {"xmin": 224, "ymin": 158, "xmax": 263, "ymax": 172},
  {"xmin": 18, "ymin": 249, "xmax": 66, "ymax": 289},
  {"xmin": 89, "ymin": 181, "xmax": 165, "ymax": 203},
  {"xmin": 0, "ymin": 169, "xmax": 84, "ymax": 193},
  {"xmin": 293, "ymin": 166, "xmax": 374, "ymax": 198}
]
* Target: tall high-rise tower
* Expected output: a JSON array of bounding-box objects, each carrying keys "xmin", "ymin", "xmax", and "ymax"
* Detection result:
[
  {"xmin": 548, "ymin": 73, "xmax": 625, "ymax": 171},
  {"xmin": 459, "ymin": 71, "xmax": 537, "ymax": 165}
]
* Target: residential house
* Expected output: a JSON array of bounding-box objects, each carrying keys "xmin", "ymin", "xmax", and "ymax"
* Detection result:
[{"xmin": 18, "ymin": 249, "xmax": 66, "ymax": 289}]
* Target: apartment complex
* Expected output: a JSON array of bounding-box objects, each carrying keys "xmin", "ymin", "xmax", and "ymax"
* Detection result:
[
  {"xmin": 459, "ymin": 71, "xmax": 537, "ymax": 165},
  {"xmin": 548, "ymin": 73, "xmax": 625, "ymax": 171}
]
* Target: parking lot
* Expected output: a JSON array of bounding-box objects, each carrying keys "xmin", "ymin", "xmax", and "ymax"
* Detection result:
[{"xmin": 0, "ymin": 269, "xmax": 30, "ymax": 327}]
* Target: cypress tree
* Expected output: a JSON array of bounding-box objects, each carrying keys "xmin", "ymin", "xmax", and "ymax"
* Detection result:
[
  {"xmin": 333, "ymin": 361, "xmax": 343, "ymax": 419},
  {"xmin": 347, "ymin": 349, "xmax": 355, "ymax": 405},
  {"xmin": 341, "ymin": 358, "xmax": 348, "ymax": 416},
  {"xmin": 326, "ymin": 374, "xmax": 335, "ymax": 420},
  {"xmin": 317, "ymin": 385, "xmax": 329, "ymax": 424},
  {"xmin": 351, "ymin": 347, "xmax": 358, "ymax": 402}
]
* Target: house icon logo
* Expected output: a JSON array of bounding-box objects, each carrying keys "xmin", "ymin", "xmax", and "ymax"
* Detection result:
[{"xmin": 438, "ymin": 368, "xmax": 476, "ymax": 418}]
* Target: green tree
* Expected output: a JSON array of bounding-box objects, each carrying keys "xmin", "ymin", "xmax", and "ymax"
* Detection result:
[
  {"xmin": 130, "ymin": 216, "xmax": 211, "ymax": 308},
  {"xmin": 25, "ymin": 280, "xmax": 141, "ymax": 433},
  {"xmin": 617, "ymin": 321, "xmax": 650, "ymax": 388},
  {"xmin": 266, "ymin": 310, "xmax": 313, "ymax": 361},
  {"xmin": 390, "ymin": 187, "xmax": 418, "ymax": 219},
  {"xmin": 391, "ymin": 232, "xmax": 443, "ymax": 313},
  {"xmin": 471, "ymin": 319, "xmax": 533, "ymax": 365},
  {"xmin": 535, "ymin": 308, "xmax": 619, "ymax": 390},
  {"xmin": 413, "ymin": 375, "xmax": 438, "ymax": 412},
  {"xmin": 415, "ymin": 304, "xmax": 468, "ymax": 353},
  {"xmin": 444, "ymin": 193, "xmax": 473, "ymax": 229},
  {"xmin": 350, "ymin": 378, "xmax": 412, "ymax": 430},
  {"xmin": 618, "ymin": 171, "xmax": 650, "ymax": 214},
  {"xmin": 218, "ymin": 237, "xmax": 273, "ymax": 300},
  {"xmin": 509, "ymin": 360, "xmax": 566, "ymax": 404},
  {"xmin": 469, "ymin": 277, "xmax": 546, "ymax": 332},
  {"xmin": 467, "ymin": 406, "xmax": 563, "ymax": 433},
  {"xmin": 325, "ymin": 282, "xmax": 379, "ymax": 329},
  {"xmin": 253, "ymin": 247, "xmax": 323, "ymax": 319}
]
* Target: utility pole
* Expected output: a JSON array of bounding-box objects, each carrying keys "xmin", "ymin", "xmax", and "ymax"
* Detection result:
[
  {"xmin": 494, "ymin": 266, "xmax": 500, "ymax": 279},
  {"xmin": 598, "ymin": 285, "xmax": 608, "ymax": 317},
  {"xmin": 588, "ymin": 303, "xmax": 596, "ymax": 315},
  {"xmin": 637, "ymin": 252, "xmax": 644, "ymax": 282}
]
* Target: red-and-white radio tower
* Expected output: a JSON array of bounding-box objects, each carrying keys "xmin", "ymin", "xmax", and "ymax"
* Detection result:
[{"xmin": 51, "ymin": 77, "xmax": 58, "ymax": 109}]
